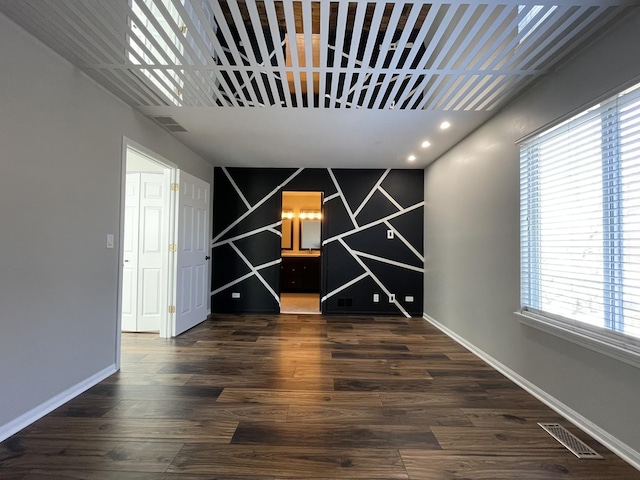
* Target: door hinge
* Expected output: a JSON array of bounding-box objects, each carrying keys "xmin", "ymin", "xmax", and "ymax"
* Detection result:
[
  {"xmin": 169, "ymin": 244, "xmax": 177, "ymax": 252},
  {"xmin": 168, "ymin": 305, "xmax": 176, "ymax": 314},
  {"xmin": 171, "ymin": 183, "xmax": 179, "ymax": 191}
]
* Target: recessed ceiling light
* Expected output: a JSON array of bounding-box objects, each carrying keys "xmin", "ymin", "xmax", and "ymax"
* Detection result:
[
  {"xmin": 440, "ymin": 121, "xmax": 451, "ymax": 129},
  {"xmin": 408, "ymin": 155, "xmax": 416, "ymax": 162},
  {"xmin": 421, "ymin": 140, "xmax": 431, "ymax": 148}
]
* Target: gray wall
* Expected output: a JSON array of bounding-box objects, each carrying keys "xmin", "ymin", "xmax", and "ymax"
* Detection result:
[
  {"xmin": 0, "ymin": 13, "xmax": 212, "ymax": 434},
  {"xmin": 423, "ymin": 10, "xmax": 640, "ymax": 458}
]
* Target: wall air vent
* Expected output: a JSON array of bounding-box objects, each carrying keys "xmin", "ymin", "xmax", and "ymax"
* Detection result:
[
  {"xmin": 149, "ymin": 116, "xmax": 187, "ymax": 133},
  {"xmin": 538, "ymin": 423, "xmax": 603, "ymax": 459},
  {"xmin": 337, "ymin": 298, "xmax": 353, "ymax": 308},
  {"xmin": 164, "ymin": 124, "xmax": 188, "ymax": 132}
]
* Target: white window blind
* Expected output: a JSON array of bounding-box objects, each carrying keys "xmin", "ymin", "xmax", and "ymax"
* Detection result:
[{"xmin": 520, "ymin": 82, "xmax": 640, "ymax": 353}]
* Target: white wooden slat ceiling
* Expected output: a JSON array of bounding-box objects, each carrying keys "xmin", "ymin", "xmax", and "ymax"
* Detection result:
[
  {"xmin": 1, "ymin": 0, "xmax": 633, "ymax": 111},
  {"xmin": 0, "ymin": 0, "xmax": 635, "ymax": 167}
]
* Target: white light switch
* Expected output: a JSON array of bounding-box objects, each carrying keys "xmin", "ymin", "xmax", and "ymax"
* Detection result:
[
  {"xmin": 106, "ymin": 234, "xmax": 114, "ymax": 249},
  {"xmin": 387, "ymin": 229, "xmax": 394, "ymax": 239},
  {"xmin": 232, "ymin": 292, "xmax": 241, "ymax": 299},
  {"xmin": 405, "ymin": 296, "xmax": 414, "ymax": 303},
  {"xmin": 373, "ymin": 294, "xmax": 380, "ymax": 303}
]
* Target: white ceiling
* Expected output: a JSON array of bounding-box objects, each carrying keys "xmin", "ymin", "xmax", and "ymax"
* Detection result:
[{"xmin": 0, "ymin": 0, "xmax": 635, "ymax": 168}]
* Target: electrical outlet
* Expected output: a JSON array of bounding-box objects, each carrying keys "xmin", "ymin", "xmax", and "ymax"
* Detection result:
[
  {"xmin": 387, "ymin": 229, "xmax": 394, "ymax": 239},
  {"xmin": 405, "ymin": 295, "xmax": 414, "ymax": 303},
  {"xmin": 373, "ymin": 293, "xmax": 379, "ymax": 303},
  {"xmin": 231, "ymin": 292, "xmax": 240, "ymax": 299},
  {"xmin": 388, "ymin": 294, "xmax": 395, "ymax": 303}
]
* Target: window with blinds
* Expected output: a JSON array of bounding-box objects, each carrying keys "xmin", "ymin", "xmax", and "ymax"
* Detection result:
[{"xmin": 520, "ymin": 82, "xmax": 640, "ymax": 358}]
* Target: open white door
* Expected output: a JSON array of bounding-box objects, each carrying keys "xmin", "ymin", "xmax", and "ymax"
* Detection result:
[
  {"xmin": 136, "ymin": 172, "xmax": 168, "ymax": 331},
  {"xmin": 121, "ymin": 172, "xmax": 169, "ymax": 332},
  {"xmin": 174, "ymin": 170, "xmax": 210, "ymax": 336}
]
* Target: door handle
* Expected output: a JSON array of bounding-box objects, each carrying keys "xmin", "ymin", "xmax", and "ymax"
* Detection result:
[{"xmin": 205, "ymin": 256, "xmax": 211, "ymax": 260}]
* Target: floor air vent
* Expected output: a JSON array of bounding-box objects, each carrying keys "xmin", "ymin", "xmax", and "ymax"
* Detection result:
[{"xmin": 538, "ymin": 423, "xmax": 603, "ymax": 459}]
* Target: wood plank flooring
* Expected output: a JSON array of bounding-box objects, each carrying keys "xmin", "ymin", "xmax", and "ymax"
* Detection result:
[{"xmin": 1, "ymin": 314, "xmax": 638, "ymax": 479}]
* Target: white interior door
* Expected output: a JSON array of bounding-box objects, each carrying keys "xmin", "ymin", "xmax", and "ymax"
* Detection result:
[
  {"xmin": 121, "ymin": 173, "xmax": 140, "ymax": 332},
  {"xmin": 122, "ymin": 172, "xmax": 167, "ymax": 332},
  {"xmin": 136, "ymin": 173, "xmax": 167, "ymax": 331},
  {"xmin": 175, "ymin": 171, "xmax": 210, "ymax": 336}
]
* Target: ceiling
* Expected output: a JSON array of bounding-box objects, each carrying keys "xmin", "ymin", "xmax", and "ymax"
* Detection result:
[{"xmin": 0, "ymin": 0, "xmax": 635, "ymax": 168}]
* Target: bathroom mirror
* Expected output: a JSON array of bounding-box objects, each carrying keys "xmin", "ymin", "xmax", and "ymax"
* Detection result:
[{"xmin": 300, "ymin": 219, "xmax": 321, "ymax": 250}]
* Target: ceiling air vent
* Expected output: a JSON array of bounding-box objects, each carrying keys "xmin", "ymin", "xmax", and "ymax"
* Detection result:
[{"xmin": 149, "ymin": 116, "xmax": 187, "ymax": 133}]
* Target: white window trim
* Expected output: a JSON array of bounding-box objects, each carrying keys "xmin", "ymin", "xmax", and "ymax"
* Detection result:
[
  {"xmin": 519, "ymin": 80, "xmax": 640, "ymax": 369},
  {"xmin": 516, "ymin": 309, "xmax": 640, "ymax": 369}
]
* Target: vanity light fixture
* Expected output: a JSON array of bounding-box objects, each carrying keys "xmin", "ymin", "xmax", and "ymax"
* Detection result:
[
  {"xmin": 281, "ymin": 210, "xmax": 294, "ymax": 219},
  {"xmin": 300, "ymin": 210, "xmax": 322, "ymax": 220}
]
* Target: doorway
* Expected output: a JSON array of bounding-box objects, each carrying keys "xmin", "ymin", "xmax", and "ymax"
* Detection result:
[
  {"xmin": 117, "ymin": 139, "xmax": 212, "ymax": 371},
  {"xmin": 280, "ymin": 191, "xmax": 323, "ymax": 314}
]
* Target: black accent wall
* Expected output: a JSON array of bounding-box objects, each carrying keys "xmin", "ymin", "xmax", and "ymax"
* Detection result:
[{"xmin": 211, "ymin": 167, "xmax": 424, "ymax": 316}]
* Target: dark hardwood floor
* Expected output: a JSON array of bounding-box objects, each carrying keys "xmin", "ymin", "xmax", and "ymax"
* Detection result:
[{"xmin": 1, "ymin": 314, "xmax": 638, "ymax": 479}]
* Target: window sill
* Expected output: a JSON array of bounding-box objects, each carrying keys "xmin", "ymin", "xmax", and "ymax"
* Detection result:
[{"xmin": 516, "ymin": 310, "xmax": 640, "ymax": 369}]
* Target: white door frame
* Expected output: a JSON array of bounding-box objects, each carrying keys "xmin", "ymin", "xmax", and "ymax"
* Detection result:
[{"xmin": 116, "ymin": 137, "xmax": 178, "ymax": 368}]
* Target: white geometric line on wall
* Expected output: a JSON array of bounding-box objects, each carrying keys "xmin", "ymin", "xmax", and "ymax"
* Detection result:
[
  {"xmin": 354, "ymin": 169, "xmax": 390, "ymax": 217},
  {"xmin": 222, "ymin": 166, "xmax": 252, "ymax": 210},
  {"xmin": 212, "ymin": 168, "xmax": 303, "ymax": 243},
  {"xmin": 328, "ymin": 168, "xmax": 358, "ymax": 229},
  {"xmin": 378, "ymin": 186, "xmax": 404, "ymax": 211},
  {"xmin": 266, "ymin": 226, "xmax": 282, "ymax": 237},
  {"xmin": 339, "ymin": 238, "xmax": 410, "ymax": 318},
  {"xmin": 230, "ymin": 242, "xmax": 280, "ymax": 304},
  {"xmin": 255, "ymin": 258, "xmax": 283, "ymax": 270},
  {"xmin": 323, "ymin": 192, "xmax": 340, "ymax": 203},
  {"xmin": 351, "ymin": 250, "xmax": 425, "ymax": 273},
  {"xmin": 212, "ymin": 221, "xmax": 282, "ymax": 248},
  {"xmin": 210, "ymin": 258, "xmax": 282, "ymax": 297},
  {"xmin": 385, "ymin": 220, "xmax": 424, "ymax": 262},
  {"xmin": 321, "ymin": 272, "xmax": 370, "ymax": 303},
  {"xmin": 323, "ymin": 201, "xmax": 425, "ymax": 246},
  {"xmin": 211, "ymin": 271, "xmax": 255, "ymax": 296}
]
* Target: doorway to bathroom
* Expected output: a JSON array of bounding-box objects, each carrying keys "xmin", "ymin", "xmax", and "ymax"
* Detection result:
[{"xmin": 280, "ymin": 191, "xmax": 323, "ymax": 314}]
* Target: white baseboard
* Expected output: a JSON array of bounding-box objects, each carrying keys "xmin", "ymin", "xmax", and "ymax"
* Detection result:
[
  {"xmin": 0, "ymin": 364, "xmax": 117, "ymax": 442},
  {"xmin": 423, "ymin": 313, "xmax": 640, "ymax": 471}
]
